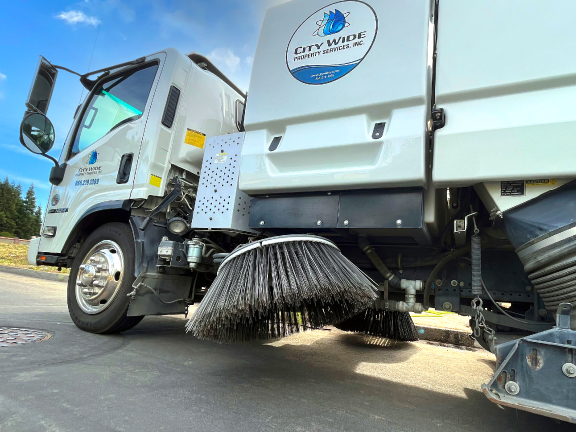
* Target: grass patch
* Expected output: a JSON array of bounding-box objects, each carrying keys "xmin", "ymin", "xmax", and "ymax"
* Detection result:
[{"xmin": 0, "ymin": 243, "xmax": 70, "ymax": 274}]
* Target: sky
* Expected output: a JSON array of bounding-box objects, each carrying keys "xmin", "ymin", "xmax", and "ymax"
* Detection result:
[{"xmin": 0, "ymin": 0, "xmax": 288, "ymax": 209}]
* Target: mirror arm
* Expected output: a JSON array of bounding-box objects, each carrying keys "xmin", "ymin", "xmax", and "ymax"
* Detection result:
[
  {"xmin": 43, "ymin": 153, "xmax": 60, "ymax": 167},
  {"xmin": 52, "ymin": 65, "xmax": 82, "ymax": 77}
]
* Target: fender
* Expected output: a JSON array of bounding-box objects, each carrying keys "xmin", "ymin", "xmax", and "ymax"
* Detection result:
[{"xmin": 38, "ymin": 200, "xmax": 131, "ymax": 267}]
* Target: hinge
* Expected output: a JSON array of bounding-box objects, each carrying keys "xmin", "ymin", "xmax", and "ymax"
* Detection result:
[{"xmin": 431, "ymin": 106, "xmax": 445, "ymax": 131}]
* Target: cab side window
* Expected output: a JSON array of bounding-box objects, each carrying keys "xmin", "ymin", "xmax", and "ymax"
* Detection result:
[{"xmin": 69, "ymin": 63, "xmax": 159, "ymax": 158}]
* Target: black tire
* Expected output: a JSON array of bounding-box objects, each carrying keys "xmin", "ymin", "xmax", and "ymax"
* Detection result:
[{"xmin": 67, "ymin": 222, "xmax": 143, "ymax": 334}]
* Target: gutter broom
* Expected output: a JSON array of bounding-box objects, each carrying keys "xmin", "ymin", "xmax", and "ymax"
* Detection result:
[
  {"xmin": 335, "ymin": 238, "xmax": 419, "ymax": 342},
  {"xmin": 186, "ymin": 235, "xmax": 378, "ymax": 342}
]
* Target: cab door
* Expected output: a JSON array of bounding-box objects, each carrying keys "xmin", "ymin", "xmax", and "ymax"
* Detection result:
[{"xmin": 41, "ymin": 53, "xmax": 165, "ymax": 254}]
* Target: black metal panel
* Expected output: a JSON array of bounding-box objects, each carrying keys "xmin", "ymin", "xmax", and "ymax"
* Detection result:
[
  {"xmin": 161, "ymin": 85, "xmax": 180, "ymax": 128},
  {"xmin": 127, "ymin": 273, "xmax": 191, "ymax": 316},
  {"xmin": 338, "ymin": 188, "xmax": 424, "ymax": 229},
  {"xmin": 249, "ymin": 192, "xmax": 339, "ymax": 229}
]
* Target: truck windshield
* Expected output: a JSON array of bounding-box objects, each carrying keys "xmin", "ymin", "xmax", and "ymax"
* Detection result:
[{"xmin": 70, "ymin": 63, "xmax": 158, "ymax": 156}]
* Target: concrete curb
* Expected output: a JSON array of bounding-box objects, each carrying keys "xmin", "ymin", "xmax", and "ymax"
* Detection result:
[
  {"xmin": 0, "ymin": 265, "xmax": 69, "ymax": 283},
  {"xmin": 415, "ymin": 325, "xmax": 476, "ymax": 348}
]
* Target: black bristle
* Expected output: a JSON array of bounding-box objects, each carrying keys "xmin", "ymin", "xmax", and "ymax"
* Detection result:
[
  {"xmin": 335, "ymin": 309, "xmax": 419, "ymax": 342},
  {"xmin": 186, "ymin": 236, "xmax": 378, "ymax": 343}
]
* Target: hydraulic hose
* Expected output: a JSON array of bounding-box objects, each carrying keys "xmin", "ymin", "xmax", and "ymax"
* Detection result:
[
  {"xmin": 358, "ymin": 237, "xmax": 401, "ymax": 288},
  {"xmin": 423, "ymin": 245, "xmax": 471, "ymax": 309}
]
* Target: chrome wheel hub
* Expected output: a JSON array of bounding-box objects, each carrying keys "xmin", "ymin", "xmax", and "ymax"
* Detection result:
[{"xmin": 75, "ymin": 240, "xmax": 124, "ymax": 314}]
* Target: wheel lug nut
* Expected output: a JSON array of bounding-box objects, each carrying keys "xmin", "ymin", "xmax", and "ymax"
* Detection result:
[
  {"xmin": 76, "ymin": 281, "xmax": 84, "ymax": 286},
  {"xmin": 79, "ymin": 265, "xmax": 86, "ymax": 270}
]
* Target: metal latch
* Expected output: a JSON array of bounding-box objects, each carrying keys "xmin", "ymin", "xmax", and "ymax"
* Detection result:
[
  {"xmin": 454, "ymin": 211, "xmax": 478, "ymax": 247},
  {"xmin": 431, "ymin": 106, "xmax": 445, "ymax": 132}
]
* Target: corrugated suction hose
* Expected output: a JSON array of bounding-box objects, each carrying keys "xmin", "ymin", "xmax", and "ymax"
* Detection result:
[{"xmin": 517, "ymin": 225, "xmax": 576, "ymax": 311}]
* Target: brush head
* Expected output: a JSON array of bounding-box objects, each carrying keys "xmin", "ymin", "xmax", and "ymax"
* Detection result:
[
  {"xmin": 335, "ymin": 309, "xmax": 419, "ymax": 342},
  {"xmin": 186, "ymin": 235, "xmax": 378, "ymax": 342}
]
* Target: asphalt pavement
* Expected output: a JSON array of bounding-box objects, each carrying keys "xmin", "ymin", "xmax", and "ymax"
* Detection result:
[{"xmin": 0, "ymin": 271, "xmax": 572, "ymax": 432}]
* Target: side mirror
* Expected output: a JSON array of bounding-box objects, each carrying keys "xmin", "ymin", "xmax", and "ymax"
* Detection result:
[
  {"xmin": 26, "ymin": 56, "xmax": 58, "ymax": 114},
  {"xmin": 20, "ymin": 112, "xmax": 56, "ymax": 154}
]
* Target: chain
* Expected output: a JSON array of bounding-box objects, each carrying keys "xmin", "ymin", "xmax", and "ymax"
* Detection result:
[{"xmin": 471, "ymin": 296, "xmax": 495, "ymax": 346}]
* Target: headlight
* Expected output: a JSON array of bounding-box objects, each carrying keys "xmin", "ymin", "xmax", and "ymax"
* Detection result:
[
  {"xmin": 167, "ymin": 217, "xmax": 190, "ymax": 235},
  {"xmin": 42, "ymin": 226, "xmax": 57, "ymax": 238}
]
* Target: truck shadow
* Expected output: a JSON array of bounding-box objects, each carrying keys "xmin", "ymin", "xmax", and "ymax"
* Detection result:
[{"xmin": 120, "ymin": 315, "xmax": 572, "ymax": 432}]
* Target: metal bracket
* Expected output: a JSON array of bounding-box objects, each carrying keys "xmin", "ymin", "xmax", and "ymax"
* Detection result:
[
  {"xmin": 557, "ymin": 302, "xmax": 573, "ymax": 329},
  {"xmin": 482, "ymin": 303, "xmax": 576, "ymax": 424},
  {"xmin": 453, "ymin": 211, "xmax": 478, "ymax": 247}
]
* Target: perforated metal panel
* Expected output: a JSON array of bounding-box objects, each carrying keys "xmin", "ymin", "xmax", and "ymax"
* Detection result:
[{"xmin": 191, "ymin": 133, "xmax": 256, "ymax": 233}]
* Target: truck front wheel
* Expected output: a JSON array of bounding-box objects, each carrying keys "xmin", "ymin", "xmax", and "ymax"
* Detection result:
[{"xmin": 67, "ymin": 222, "xmax": 143, "ymax": 333}]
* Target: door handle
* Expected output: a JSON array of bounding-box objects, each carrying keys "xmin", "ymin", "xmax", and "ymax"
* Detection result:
[{"xmin": 116, "ymin": 153, "xmax": 133, "ymax": 184}]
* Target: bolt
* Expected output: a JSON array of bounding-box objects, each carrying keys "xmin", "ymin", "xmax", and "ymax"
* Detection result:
[
  {"xmin": 79, "ymin": 264, "xmax": 86, "ymax": 271},
  {"xmin": 76, "ymin": 281, "xmax": 84, "ymax": 287},
  {"xmin": 317, "ymin": 220, "xmax": 322, "ymax": 226},
  {"xmin": 562, "ymin": 363, "xmax": 576, "ymax": 378},
  {"xmin": 442, "ymin": 302, "xmax": 453, "ymax": 311},
  {"xmin": 539, "ymin": 309, "xmax": 548, "ymax": 317},
  {"xmin": 460, "ymin": 281, "xmax": 465, "ymax": 287},
  {"xmin": 526, "ymin": 286, "xmax": 532, "ymax": 292},
  {"xmin": 505, "ymin": 381, "xmax": 520, "ymax": 395},
  {"xmin": 343, "ymin": 220, "xmax": 349, "ymax": 226},
  {"xmin": 435, "ymin": 279, "xmax": 443, "ymax": 286},
  {"xmin": 82, "ymin": 289, "xmax": 92, "ymax": 295},
  {"xmin": 259, "ymin": 221, "xmax": 265, "ymax": 226},
  {"xmin": 396, "ymin": 219, "xmax": 402, "ymax": 227},
  {"xmin": 451, "ymin": 280, "xmax": 458, "ymax": 287},
  {"xmin": 96, "ymin": 264, "xmax": 104, "ymax": 271}
]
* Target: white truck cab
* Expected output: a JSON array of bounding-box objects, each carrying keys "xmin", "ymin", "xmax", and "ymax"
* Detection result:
[
  {"xmin": 21, "ymin": 47, "xmax": 245, "ymax": 333},
  {"xmin": 40, "ymin": 48, "xmax": 243, "ymax": 257}
]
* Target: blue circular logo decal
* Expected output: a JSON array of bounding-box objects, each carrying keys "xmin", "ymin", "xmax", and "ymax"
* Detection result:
[{"xmin": 287, "ymin": 1, "xmax": 378, "ymax": 85}]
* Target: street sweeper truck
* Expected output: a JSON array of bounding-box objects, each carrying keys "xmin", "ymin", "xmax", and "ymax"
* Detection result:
[{"xmin": 19, "ymin": 0, "xmax": 576, "ymax": 422}]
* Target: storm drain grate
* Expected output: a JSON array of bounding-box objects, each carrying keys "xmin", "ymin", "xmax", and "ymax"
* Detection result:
[{"xmin": 0, "ymin": 327, "xmax": 52, "ymax": 347}]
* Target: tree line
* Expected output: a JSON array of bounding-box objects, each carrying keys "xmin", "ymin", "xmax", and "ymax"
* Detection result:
[{"xmin": 0, "ymin": 178, "xmax": 43, "ymax": 239}]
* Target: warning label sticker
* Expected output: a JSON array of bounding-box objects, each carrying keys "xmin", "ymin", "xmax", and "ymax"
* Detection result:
[
  {"xmin": 526, "ymin": 179, "xmax": 557, "ymax": 187},
  {"xmin": 185, "ymin": 129, "xmax": 206, "ymax": 149},
  {"xmin": 501, "ymin": 181, "xmax": 525, "ymax": 196}
]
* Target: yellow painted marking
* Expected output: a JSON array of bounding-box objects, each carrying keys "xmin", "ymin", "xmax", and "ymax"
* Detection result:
[
  {"xmin": 184, "ymin": 129, "xmax": 206, "ymax": 149},
  {"xmin": 150, "ymin": 175, "xmax": 162, "ymax": 188}
]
